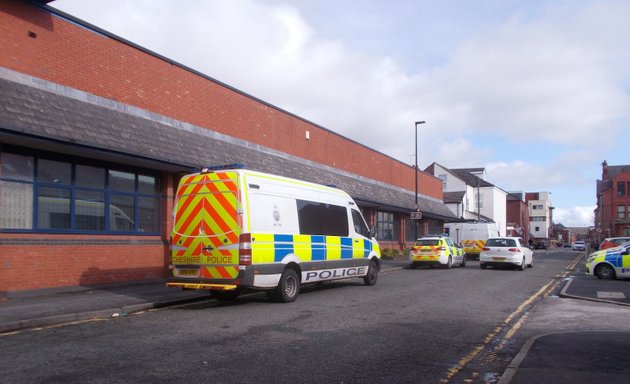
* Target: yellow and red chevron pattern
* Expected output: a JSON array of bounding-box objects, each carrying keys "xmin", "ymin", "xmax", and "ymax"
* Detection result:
[
  {"xmin": 462, "ymin": 239, "xmax": 486, "ymax": 255},
  {"xmin": 171, "ymin": 172, "xmax": 241, "ymax": 279}
]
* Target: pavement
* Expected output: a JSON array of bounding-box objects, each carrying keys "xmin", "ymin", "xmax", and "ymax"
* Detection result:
[{"xmin": 2, "ymin": 257, "xmax": 630, "ymax": 383}]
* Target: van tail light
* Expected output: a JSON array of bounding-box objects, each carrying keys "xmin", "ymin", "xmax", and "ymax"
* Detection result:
[{"xmin": 239, "ymin": 233, "xmax": 252, "ymax": 265}]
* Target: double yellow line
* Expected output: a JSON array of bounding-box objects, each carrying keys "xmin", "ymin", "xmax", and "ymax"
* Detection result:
[{"xmin": 441, "ymin": 253, "xmax": 583, "ymax": 383}]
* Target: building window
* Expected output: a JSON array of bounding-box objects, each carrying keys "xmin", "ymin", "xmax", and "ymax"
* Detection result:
[
  {"xmin": 438, "ymin": 174, "xmax": 447, "ymax": 189},
  {"xmin": 477, "ymin": 193, "xmax": 484, "ymax": 209},
  {"xmin": 532, "ymin": 204, "xmax": 544, "ymax": 210},
  {"xmin": 376, "ymin": 211, "xmax": 394, "ymax": 241},
  {"xmin": 618, "ymin": 182, "xmax": 626, "ymax": 196},
  {"xmin": 0, "ymin": 151, "xmax": 161, "ymax": 234},
  {"xmin": 535, "ymin": 226, "xmax": 540, "ymax": 232},
  {"xmin": 530, "ymin": 217, "xmax": 545, "ymax": 221},
  {"xmin": 618, "ymin": 205, "xmax": 626, "ymax": 220}
]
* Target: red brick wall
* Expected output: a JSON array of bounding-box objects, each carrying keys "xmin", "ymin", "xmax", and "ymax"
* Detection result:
[
  {"xmin": 0, "ymin": 0, "xmax": 443, "ymax": 200},
  {"xmin": 0, "ymin": 234, "xmax": 166, "ymax": 292}
]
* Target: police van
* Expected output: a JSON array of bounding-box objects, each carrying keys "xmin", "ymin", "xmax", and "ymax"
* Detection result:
[{"xmin": 166, "ymin": 165, "xmax": 381, "ymax": 302}]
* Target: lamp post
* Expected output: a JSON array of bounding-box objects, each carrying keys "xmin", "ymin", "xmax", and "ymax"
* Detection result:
[{"xmin": 414, "ymin": 120, "xmax": 425, "ymax": 240}]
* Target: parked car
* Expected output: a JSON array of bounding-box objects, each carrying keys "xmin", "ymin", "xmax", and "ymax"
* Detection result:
[
  {"xmin": 410, "ymin": 235, "xmax": 466, "ymax": 269},
  {"xmin": 599, "ymin": 237, "xmax": 630, "ymax": 251},
  {"xmin": 534, "ymin": 240, "xmax": 547, "ymax": 250},
  {"xmin": 586, "ymin": 242, "xmax": 630, "ymax": 279},
  {"xmin": 572, "ymin": 241, "xmax": 586, "ymax": 251},
  {"xmin": 479, "ymin": 237, "xmax": 534, "ymax": 270}
]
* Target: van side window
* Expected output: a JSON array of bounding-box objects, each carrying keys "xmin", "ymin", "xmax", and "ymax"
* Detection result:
[
  {"xmin": 351, "ymin": 209, "xmax": 371, "ymax": 238},
  {"xmin": 297, "ymin": 200, "xmax": 348, "ymax": 236}
]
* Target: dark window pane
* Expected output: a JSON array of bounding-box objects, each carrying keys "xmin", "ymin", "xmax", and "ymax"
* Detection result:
[
  {"xmin": 109, "ymin": 170, "xmax": 135, "ymax": 192},
  {"xmin": 352, "ymin": 209, "xmax": 370, "ymax": 238},
  {"xmin": 76, "ymin": 165, "xmax": 105, "ymax": 189},
  {"xmin": 37, "ymin": 187, "xmax": 71, "ymax": 229},
  {"xmin": 1, "ymin": 153, "xmax": 34, "ymax": 181},
  {"xmin": 297, "ymin": 200, "xmax": 322, "ymax": 235},
  {"xmin": 38, "ymin": 159, "xmax": 71, "ymax": 185},
  {"xmin": 110, "ymin": 194, "xmax": 135, "ymax": 231},
  {"xmin": 75, "ymin": 190, "xmax": 105, "ymax": 230},
  {"xmin": 0, "ymin": 180, "xmax": 33, "ymax": 228},
  {"xmin": 138, "ymin": 196, "xmax": 160, "ymax": 233},
  {"xmin": 138, "ymin": 175, "xmax": 158, "ymax": 194},
  {"xmin": 321, "ymin": 203, "xmax": 348, "ymax": 236}
]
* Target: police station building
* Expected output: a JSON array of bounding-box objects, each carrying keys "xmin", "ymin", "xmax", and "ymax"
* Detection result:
[{"xmin": 0, "ymin": 0, "xmax": 455, "ymax": 292}]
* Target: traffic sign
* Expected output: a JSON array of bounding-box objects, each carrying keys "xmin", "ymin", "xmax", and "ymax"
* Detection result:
[{"xmin": 410, "ymin": 211, "xmax": 423, "ymax": 220}]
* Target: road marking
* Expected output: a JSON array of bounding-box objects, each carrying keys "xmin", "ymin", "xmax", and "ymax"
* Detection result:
[{"xmin": 441, "ymin": 254, "xmax": 582, "ymax": 383}]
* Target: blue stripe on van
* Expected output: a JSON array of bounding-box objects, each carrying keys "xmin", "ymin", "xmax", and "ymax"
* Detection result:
[
  {"xmin": 363, "ymin": 239, "xmax": 372, "ymax": 257},
  {"xmin": 274, "ymin": 234, "xmax": 294, "ymax": 262},
  {"xmin": 341, "ymin": 237, "xmax": 353, "ymax": 259},
  {"xmin": 311, "ymin": 235, "xmax": 326, "ymax": 261}
]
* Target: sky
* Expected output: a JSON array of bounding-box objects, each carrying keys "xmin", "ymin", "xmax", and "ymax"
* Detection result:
[{"xmin": 51, "ymin": 0, "xmax": 630, "ymax": 227}]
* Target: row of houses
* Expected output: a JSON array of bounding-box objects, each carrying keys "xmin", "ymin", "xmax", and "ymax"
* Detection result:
[{"xmin": 425, "ymin": 163, "xmax": 553, "ymax": 245}]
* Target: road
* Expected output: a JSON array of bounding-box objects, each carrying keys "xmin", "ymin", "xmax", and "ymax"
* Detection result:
[{"xmin": 0, "ymin": 250, "xmax": 610, "ymax": 384}]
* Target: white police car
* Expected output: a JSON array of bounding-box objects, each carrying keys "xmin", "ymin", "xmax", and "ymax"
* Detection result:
[{"xmin": 585, "ymin": 242, "xmax": 630, "ymax": 279}]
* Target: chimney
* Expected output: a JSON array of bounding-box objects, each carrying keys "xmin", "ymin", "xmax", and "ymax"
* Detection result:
[{"xmin": 602, "ymin": 160, "xmax": 608, "ymax": 180}]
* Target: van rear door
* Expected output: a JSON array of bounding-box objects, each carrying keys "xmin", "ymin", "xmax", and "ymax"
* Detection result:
[{"xmin": 170, "ymin": 171, "xmax": 241, "ymax": 283}]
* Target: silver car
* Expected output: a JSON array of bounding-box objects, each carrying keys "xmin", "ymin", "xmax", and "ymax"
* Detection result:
[{"xmin": 479, "ymin": 237, "xmax": 534, "ymax": 270}]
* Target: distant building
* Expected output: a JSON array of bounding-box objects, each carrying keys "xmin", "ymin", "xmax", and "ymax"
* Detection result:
[
  {"xmin": 526, "ymin": 192, "xmax": 553, "ymax": 240},
  {"xmin": 506, "ymin": 192, "xmax": 530, "ymax": 243},
  {"xmin": 595, "ymin": 161, "xmax": 630, "ymax": 241},
  {"xmin": 425, "ymin": 163, "xmax": 507, "ymax": 235}
]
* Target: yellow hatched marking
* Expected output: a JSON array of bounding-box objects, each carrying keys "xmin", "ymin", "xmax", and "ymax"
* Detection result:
[
  {"xmin": 352, "ymin": 238, "xmax": 364, "ymax": 258},
  {"xmin": 252, "ymin": 233, "xmax": 275, "ymax": 263},
  {"xmin": 293, "ymin": 235, "xmax": 312, "ymax": 260},
  {"xmin": 326, "ymin": 236, "xmax": 341, "ymax": 260}
]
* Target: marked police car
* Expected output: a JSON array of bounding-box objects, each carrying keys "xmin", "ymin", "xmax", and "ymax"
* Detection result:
[
  {"xmin": 586, "ymin": 241, "xmax": 630, "ymax": 280},
  {"xmin": 409, "ymin": 235, "xmax": 466, "ymax": 269}
]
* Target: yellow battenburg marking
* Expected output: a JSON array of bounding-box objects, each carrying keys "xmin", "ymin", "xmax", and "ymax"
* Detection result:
[
  {"xmin": 293, "ymin": 235, "xmax": 312, "ymax": 260},
  {"xmin": 623, "ymin": 255, "xmax": 630, "ymax": 268},
  {"xmin": 326, "ymin": 236, "xmax": 341, "ymax": 260},
  {"xmin": 352, "ymin": 239, "xmax": 364, "ymax": 258},
  {"xmin": 251, "ymin": 233, "xmax": 275, "ymax": 263}
]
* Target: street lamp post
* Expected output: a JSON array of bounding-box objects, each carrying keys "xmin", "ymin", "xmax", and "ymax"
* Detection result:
[{"xmin": 414, "ymin": 120, "xmax": 425, "ymax": 240}]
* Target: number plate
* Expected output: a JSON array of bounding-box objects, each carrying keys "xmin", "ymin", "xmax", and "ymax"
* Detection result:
[
  {"xmin": 492, "ymin": 257, "xmax": 506, "ymax": 261},
  {"xmin": 177, "ymin": 268, "xmax": 199, "ymax": 277}
]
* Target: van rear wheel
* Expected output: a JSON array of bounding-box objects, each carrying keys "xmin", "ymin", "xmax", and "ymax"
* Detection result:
[
  {"xmin": 363, "ymin": 260, "xmax": 379, "ymax": 286},
  {"xmin": 270, "ymin": 268, "xmax": 300, "ymax": 303}
]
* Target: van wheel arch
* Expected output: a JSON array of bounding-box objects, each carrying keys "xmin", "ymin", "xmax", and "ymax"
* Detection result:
[{"xmin": 268, "ymin": 264, "xmax": 301, "ymax": 303}]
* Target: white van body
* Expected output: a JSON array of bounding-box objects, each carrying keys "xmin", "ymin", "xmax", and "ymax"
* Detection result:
[
  {"xmin": 167, "ymin": 167, "xmax": 381, "ymax": 302},
  {"xmin": 444, "ymin": 222, "xmax": 500, "ymax": 258}
]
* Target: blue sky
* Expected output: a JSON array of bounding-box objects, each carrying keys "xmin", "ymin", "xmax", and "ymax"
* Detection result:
[{"xmin": 52, "ymin": 0, "xmax": 630, "ymax": 226}]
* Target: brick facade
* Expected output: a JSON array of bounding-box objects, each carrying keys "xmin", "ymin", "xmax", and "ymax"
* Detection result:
[
  {"xmin": 0, "ymin": 0, "xmax": 447, "ymax": 291},
  {"xmin": 596, "ymin": 161, "xmax": 630, "ymax": 240}
]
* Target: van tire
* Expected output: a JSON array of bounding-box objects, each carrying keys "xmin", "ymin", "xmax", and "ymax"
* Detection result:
[
  {"xmin": 270, "ymin": 268, "xmax": 300, "ymax": 303},
  {"xmin": 363, "ymin": 260, "xmax": 379, "ymax": 286}
]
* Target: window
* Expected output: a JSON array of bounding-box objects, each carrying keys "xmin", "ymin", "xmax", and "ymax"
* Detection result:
[
  {"xmin": 0, "ymin": 150, "xmax": 161, "ymax": 234},
  {"xmin": 532, "ymin": 204, "xmax": 544, "ymax": 210},
  {"xmin": 530, "ymin": 217, "xmax": 545, "ymax": 221},
  {"xmin": 477, "ymin": 193, "xmax": 484, "ymax": 209},
  {"xmin": 618, "ymin": 205, "xmax": 626, "ymax": 220},
  {"xmin": 376, "ymin": 211, "xmax": 394, "ymax": 241},
  {"xmin": 297, "ymin": 200, "xmax": 348, "ymax": 236},
  {"xmin": 406, "ymin": 217, "xmax": 418, "ymax": 242},
  {"xmin": 351, "ymin": 209, "xmax": 370, "ymax": 238},
  {"xmin": 618, "ymin": 182, "xmax": 626, "ymax": 196},
  {"xmin": 486, "ymin": 238, "xmax": 516, "ymax": 247},
  {"xmin": 438, "ymin": 174, "xmax": 447, "ymax": 189}
]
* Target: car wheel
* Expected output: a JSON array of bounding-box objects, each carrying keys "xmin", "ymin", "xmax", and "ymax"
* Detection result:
[
  {"xmin": 460, "ymin": 256, "xmax": 466, "ymax": 268},
  {"xmin": 528, "ymin": 256, "xmax": 534, "ymax": 268},
  {"xmin": 518, "ymin": 257, "xmax": 525, "ymax": 271},
  {"xmin": 480, "ymin": 263, "xmax": 487, "ymax": 269},
  {"xmin": 363, "ymin": 260, "xmax": 379, "ymax": 286},
  {"xmin": 444, "ymin": 256, "xmax": 453, "ymax": 269},
  {"xmin": 595, "ymin": 264, "xmax": 616, "ymax": 280},
  {"xmin": 269, "ymin": 268, "xmax": 300, "ymax": 302}
]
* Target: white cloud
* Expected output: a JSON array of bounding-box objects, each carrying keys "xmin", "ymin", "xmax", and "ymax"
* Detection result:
[
  {"xmin": 554, "ymin": 206, "xmax": 595, "ymax": 227},
  {"xmin": 51, "ymin": 0, "xmax": 630, "ymax": 212}
]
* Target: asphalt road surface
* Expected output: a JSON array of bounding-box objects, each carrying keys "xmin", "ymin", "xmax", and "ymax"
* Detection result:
[{"xmin": 0, "ymin": 251, "xmax": 592, "ymax": 384}]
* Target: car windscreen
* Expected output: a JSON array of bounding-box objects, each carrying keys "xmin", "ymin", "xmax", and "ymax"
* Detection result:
[
  {"xmin": 416, "ymin": 239, "xmax": 440, "ymax": 246},
  {"xmin": 485, "ymin": 238, "xmax": 516, "ymax": 247}
]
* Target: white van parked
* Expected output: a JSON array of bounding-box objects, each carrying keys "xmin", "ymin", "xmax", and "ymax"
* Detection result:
[{"xmin": 167, "ymin": 165, "xmax": 381, "ymax": 302}]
